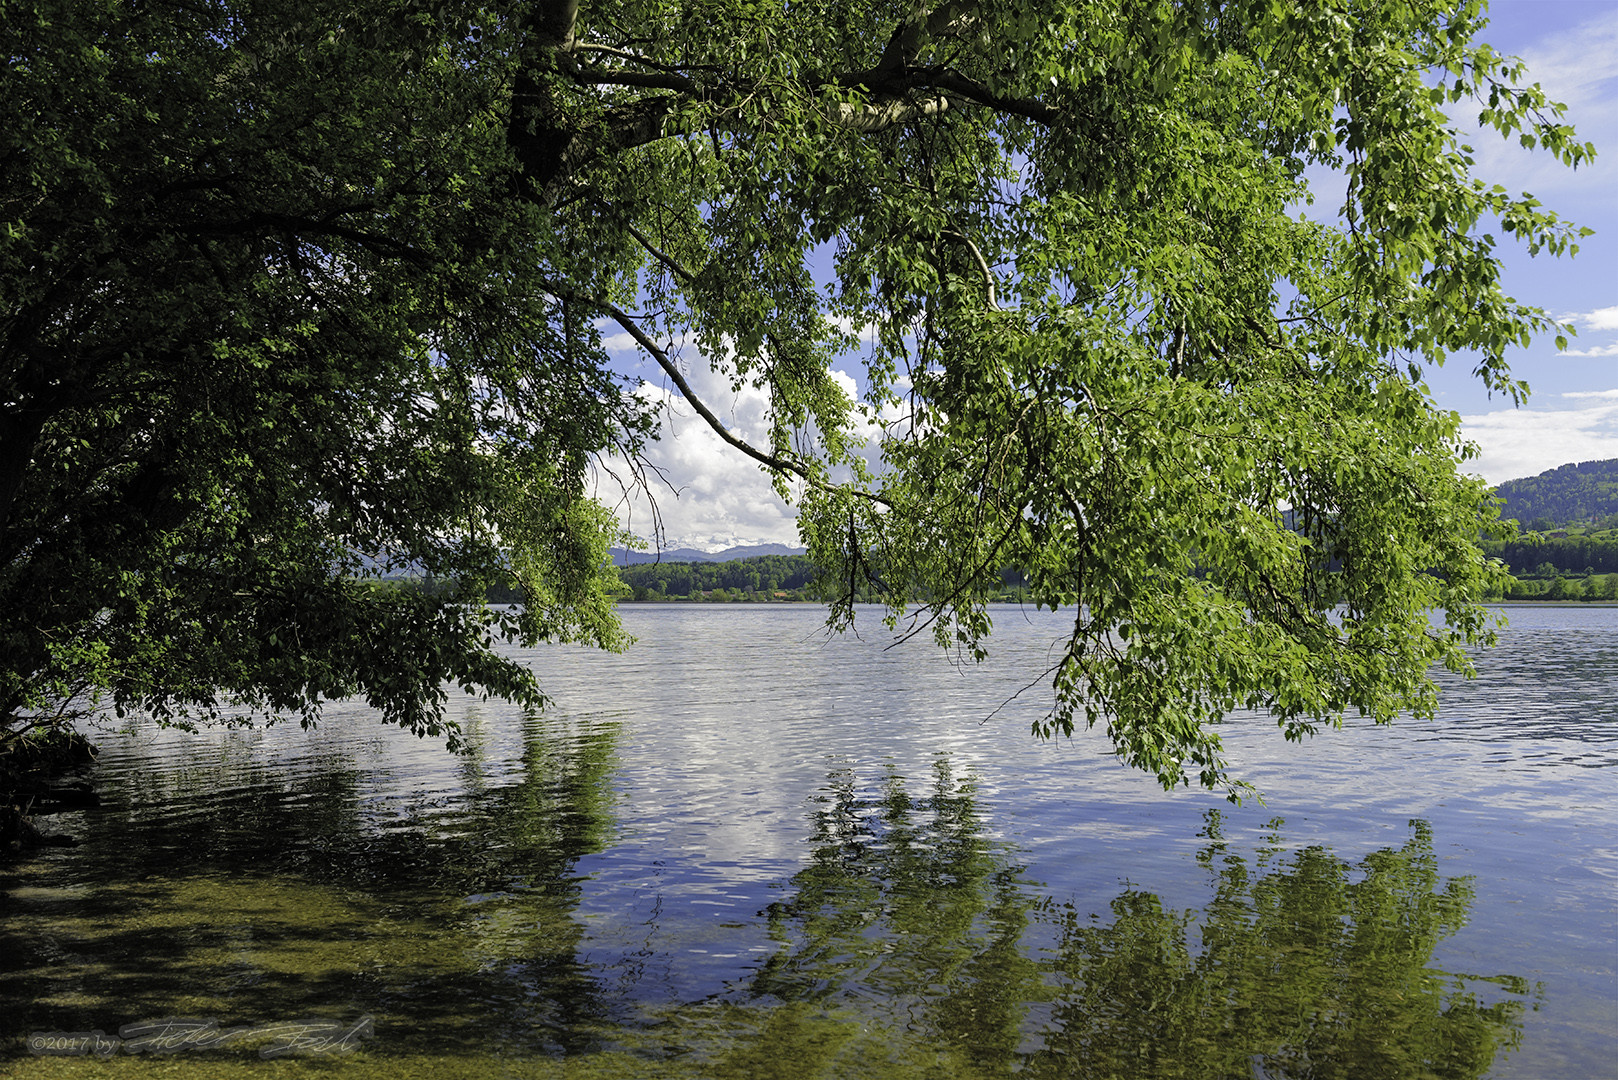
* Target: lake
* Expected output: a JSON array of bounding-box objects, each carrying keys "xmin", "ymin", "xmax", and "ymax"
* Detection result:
[{"xmin": 2, "ymin": 604, "xmax": 1615, "ymax": 1078}]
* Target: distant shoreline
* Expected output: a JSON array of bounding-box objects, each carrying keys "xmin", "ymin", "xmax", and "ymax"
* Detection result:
[{"xmin": 1487, "ymin": 600, "xmax": 1618, "ymax": 607}]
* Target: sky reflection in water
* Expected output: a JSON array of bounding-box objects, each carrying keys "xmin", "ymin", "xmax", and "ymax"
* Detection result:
[{"xmin": 2, "ymin": 604, "xmax": 1614, "ymax": 1078}]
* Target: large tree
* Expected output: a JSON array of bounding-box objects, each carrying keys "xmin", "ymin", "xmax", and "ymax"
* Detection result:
[{"xmin": 1, "ymin": 0, "xmax": 1592, "ymax": 794}]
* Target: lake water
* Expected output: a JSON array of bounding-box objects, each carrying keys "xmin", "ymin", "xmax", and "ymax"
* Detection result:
[{"xmin": 2, "ymin": 604, "xmax": 1615, "ymax": 1077}]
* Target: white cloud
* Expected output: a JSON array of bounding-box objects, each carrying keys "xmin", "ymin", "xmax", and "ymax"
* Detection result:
[
  {"xmin": 588, "ymin": 347, "xmax": 919, "ymax": 552},
  {"xmin": 1559, "ymin": 342, "xmax": 1618, "ymax": 357},
  {"xmin": 592, "ymin": 357, "xmax": 803, "ymax": 552},
  {"xmin": 1460, "ymin": 395, "xmax": 1618, "ymax": 482},
  {"xmin": 1574, "ymin": 306, "xmax": 1618, "ymax": 332},
  {"xmin": 600, "ymin": 331, "xmax": 640, "ymax": 354},
  {"xmin": 1557, "ymin": 307, "xmax": 1618, "ymax": 354},
  {"xmin": 828, "ymin": 367, "xmax": 860, "ymax": 402}
]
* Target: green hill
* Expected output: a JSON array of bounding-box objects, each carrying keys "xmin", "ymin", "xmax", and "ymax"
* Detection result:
[
  {"xmin": 1479, "ymin": 459, "xmax": 1618, "ymax": 595},
  {"xmin": 1494, "ymin": 458, "xmax": 1618, "ymax": 530}
]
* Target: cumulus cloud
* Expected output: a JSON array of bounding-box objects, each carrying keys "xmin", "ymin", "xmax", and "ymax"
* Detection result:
[
  {"xmin": 600, "ymin": 331, "xmax": 640, "ymax": 354},
  {"xmin": 591, "ymin": 360, "xmax": 802, "ymax": 552},
  {"xmin": 585, "ymin": 308, "xmax": 907, "ymax": 551},
  {"xmin": 1557, "ymin": 306, "xmax": 1618, "ymax": 355},
  {"xmin": 1573, "ymin": 306, "xmax": 1618, "ymax": 332},
  {"xmin": 1460, "ymin": 394, "xmax": 1618, "ymax": 483},
  {"xmin": 1560, "ymin": 342, "xmax": 1618, "ymax": 357}
]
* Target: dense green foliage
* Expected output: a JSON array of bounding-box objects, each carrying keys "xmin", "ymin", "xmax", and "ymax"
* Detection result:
[
  {"xmin": 1493, "ymin": 458, "xmax": 1618, "ymax": 530},
  {"xmin": 1, "ymin": 0, "xmax": 1593, "ymax": 792},
  {"xmin": 1, "ymin": 0, "xmax": 645, "ymax": 748},
  {"xmin": 1483, "ymin": 532, "xmax": 1618, "ymax": 578}
]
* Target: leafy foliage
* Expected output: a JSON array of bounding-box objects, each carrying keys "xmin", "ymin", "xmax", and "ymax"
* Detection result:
[
  {"xmin": 1, "ymin": 0, "xmax": 1594, "ymax": 790},
  {"xmin": 0, "ymin": 0, "xmax": 646, "ymax": 746}
]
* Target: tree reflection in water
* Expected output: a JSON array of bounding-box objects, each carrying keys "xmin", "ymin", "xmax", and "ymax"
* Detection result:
[
  {"xmin": 719, "ymin": 756, "xmax": 1532, "ymax": 1080},
  {"xmin": 1, "ymin": 741, "xmax": 1536, "ymax": 1077}
]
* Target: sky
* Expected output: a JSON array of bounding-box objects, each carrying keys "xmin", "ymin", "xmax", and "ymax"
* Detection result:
[{"xmin": 595, "ymin": 1, "xmax": 1618, "ymax": 552}]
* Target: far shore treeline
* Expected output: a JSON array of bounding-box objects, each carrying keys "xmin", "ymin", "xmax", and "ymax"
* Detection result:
[
  {"xmin": 613, "ymin": 458, "xmax": 1618, "ymax": 603},
  {"xmin": 431, "ymin": 458, "xmax": 1618, "ymax": 605},
  {"xmin": 582, "ymin": 548, "xmax": 1618, "ymax": 604},
  {"xmin": 490, "ymin": 537, "xmax": 1618, "ymax": 605}
]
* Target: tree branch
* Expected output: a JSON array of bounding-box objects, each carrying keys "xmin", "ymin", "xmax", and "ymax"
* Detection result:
[
  {"xmin": 586, "ymin": 300, "xmax": 891, "ymax": 506},
  {"xmin": 927, "ymin": 72, "xmax": 1057, "ymax": 125},
  {"xmin": 834, "ymin": 95, "xmax": 953, "ymax": 132},
  {"xmin": 597, "ymin": 303, "xmax": 815, "ymax": 482},
  {"xmin": 509, "ymin": 0, "xmax": 1056, "ymax": 199},
  {"xmin": 574, "ymin": 67, "xmax": 697, "ymax": 92},
  {"xmin": 941, "ymin": 228, "xmax": 998, "ymax": 309}
]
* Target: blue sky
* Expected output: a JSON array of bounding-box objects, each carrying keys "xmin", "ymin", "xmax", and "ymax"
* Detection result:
[
  {"xmin": 1436, "ymin": 0, "xmax": 1618, "ymax": 482},
  {"xmin": 599, "ymin": 1, "xmax": 1618, "ymax": 551}
]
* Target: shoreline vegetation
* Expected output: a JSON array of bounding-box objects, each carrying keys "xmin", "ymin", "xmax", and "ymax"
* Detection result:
[
  {"xmin": 441, "ymin": 540, "xmax": 1618, "ymax": 607},
  {"xmin": 594, "ymin": 548, "xmax": 1618, "ymax": 605}
]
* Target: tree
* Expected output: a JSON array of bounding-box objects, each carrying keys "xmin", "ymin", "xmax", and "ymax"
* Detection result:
[
  {"xmin": 1, "ymin": 0, "xmax": 1593, "ymax": 795},
  {"xmin": 1, "ymin": 0, "xmax": 646, "ymax": 747}
]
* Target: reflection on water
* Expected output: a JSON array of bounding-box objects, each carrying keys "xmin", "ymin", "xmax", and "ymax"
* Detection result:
[
  {"xmin": 2, "ymin": 604, "xmax": 1612, "ymax": 1076},
  {"xmin": 705, "ymin": 765, "xmax": 1530, "ymax": 1080},
  {"xmin": 1036, "ymin": 814, "xmax": 1531, "ymax": 1080},
  {"xmin": 0, "ymin": 712, "xmax": 629, "ymax": 1060},
  {"xmin": 2, "ymin": 740, "xmax": 1532, "ymax": 1078}
]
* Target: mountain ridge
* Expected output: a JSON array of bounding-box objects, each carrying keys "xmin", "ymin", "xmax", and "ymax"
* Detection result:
[{"xmin": 610, "ymin": 542, "xmax": 807, "ymax": 566}]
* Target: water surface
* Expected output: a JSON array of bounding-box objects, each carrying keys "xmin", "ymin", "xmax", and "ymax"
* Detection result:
[{"xmin": 2, "ymin": 604, "xmax": 1614, "ymax": 1077}]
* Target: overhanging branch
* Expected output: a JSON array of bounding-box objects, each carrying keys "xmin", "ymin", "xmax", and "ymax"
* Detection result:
[
  {"xmin": 598, "ymin": 302, "xmax": 811, "ymax": 481},
  {"xmin": 585, "ymin": 300, "xmax": 891, "ymax": 507}
]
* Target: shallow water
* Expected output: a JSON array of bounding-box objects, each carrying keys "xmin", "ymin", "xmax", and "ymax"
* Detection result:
[{"xmin": 2, "ymin": 604, "xmax": 1615, "ymax": 1077}]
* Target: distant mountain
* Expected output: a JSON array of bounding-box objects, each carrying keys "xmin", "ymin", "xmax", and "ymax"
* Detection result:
[
  {"xmin": 610, "ymin": 542, "xmax": 807, "ymax": 566},
  {"xmin": 1494, "ymin": 458, "xmax": 1618, "ymax": 529}
]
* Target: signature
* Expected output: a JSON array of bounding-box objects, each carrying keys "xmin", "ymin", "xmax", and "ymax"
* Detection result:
[{"xmin": 28, "ymin": 1015, "xmax": 374, "ymax": 1058}]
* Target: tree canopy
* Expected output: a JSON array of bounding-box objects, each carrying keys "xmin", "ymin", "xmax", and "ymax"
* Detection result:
[{"xmin": 0, "ymin": 0, "xmax": 1594, "ymax": 794}]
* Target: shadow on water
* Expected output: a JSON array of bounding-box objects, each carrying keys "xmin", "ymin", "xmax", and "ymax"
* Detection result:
[
  {"xmin": 1, "ymin": 740, "xmax": 1535, "ymax": 1078},
  {"xmin": 0, "ymin": 712, "xmax": 627, "ymax": 1058}
]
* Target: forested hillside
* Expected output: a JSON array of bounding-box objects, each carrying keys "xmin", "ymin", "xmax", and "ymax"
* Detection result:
[
  {"xmin": 1477, "ymin": 459, "xmax": 1618, "ymax": 597},
  {"xmin": 1494, "ymin": 459, "xmax": 1618, "ymax": 530}
]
